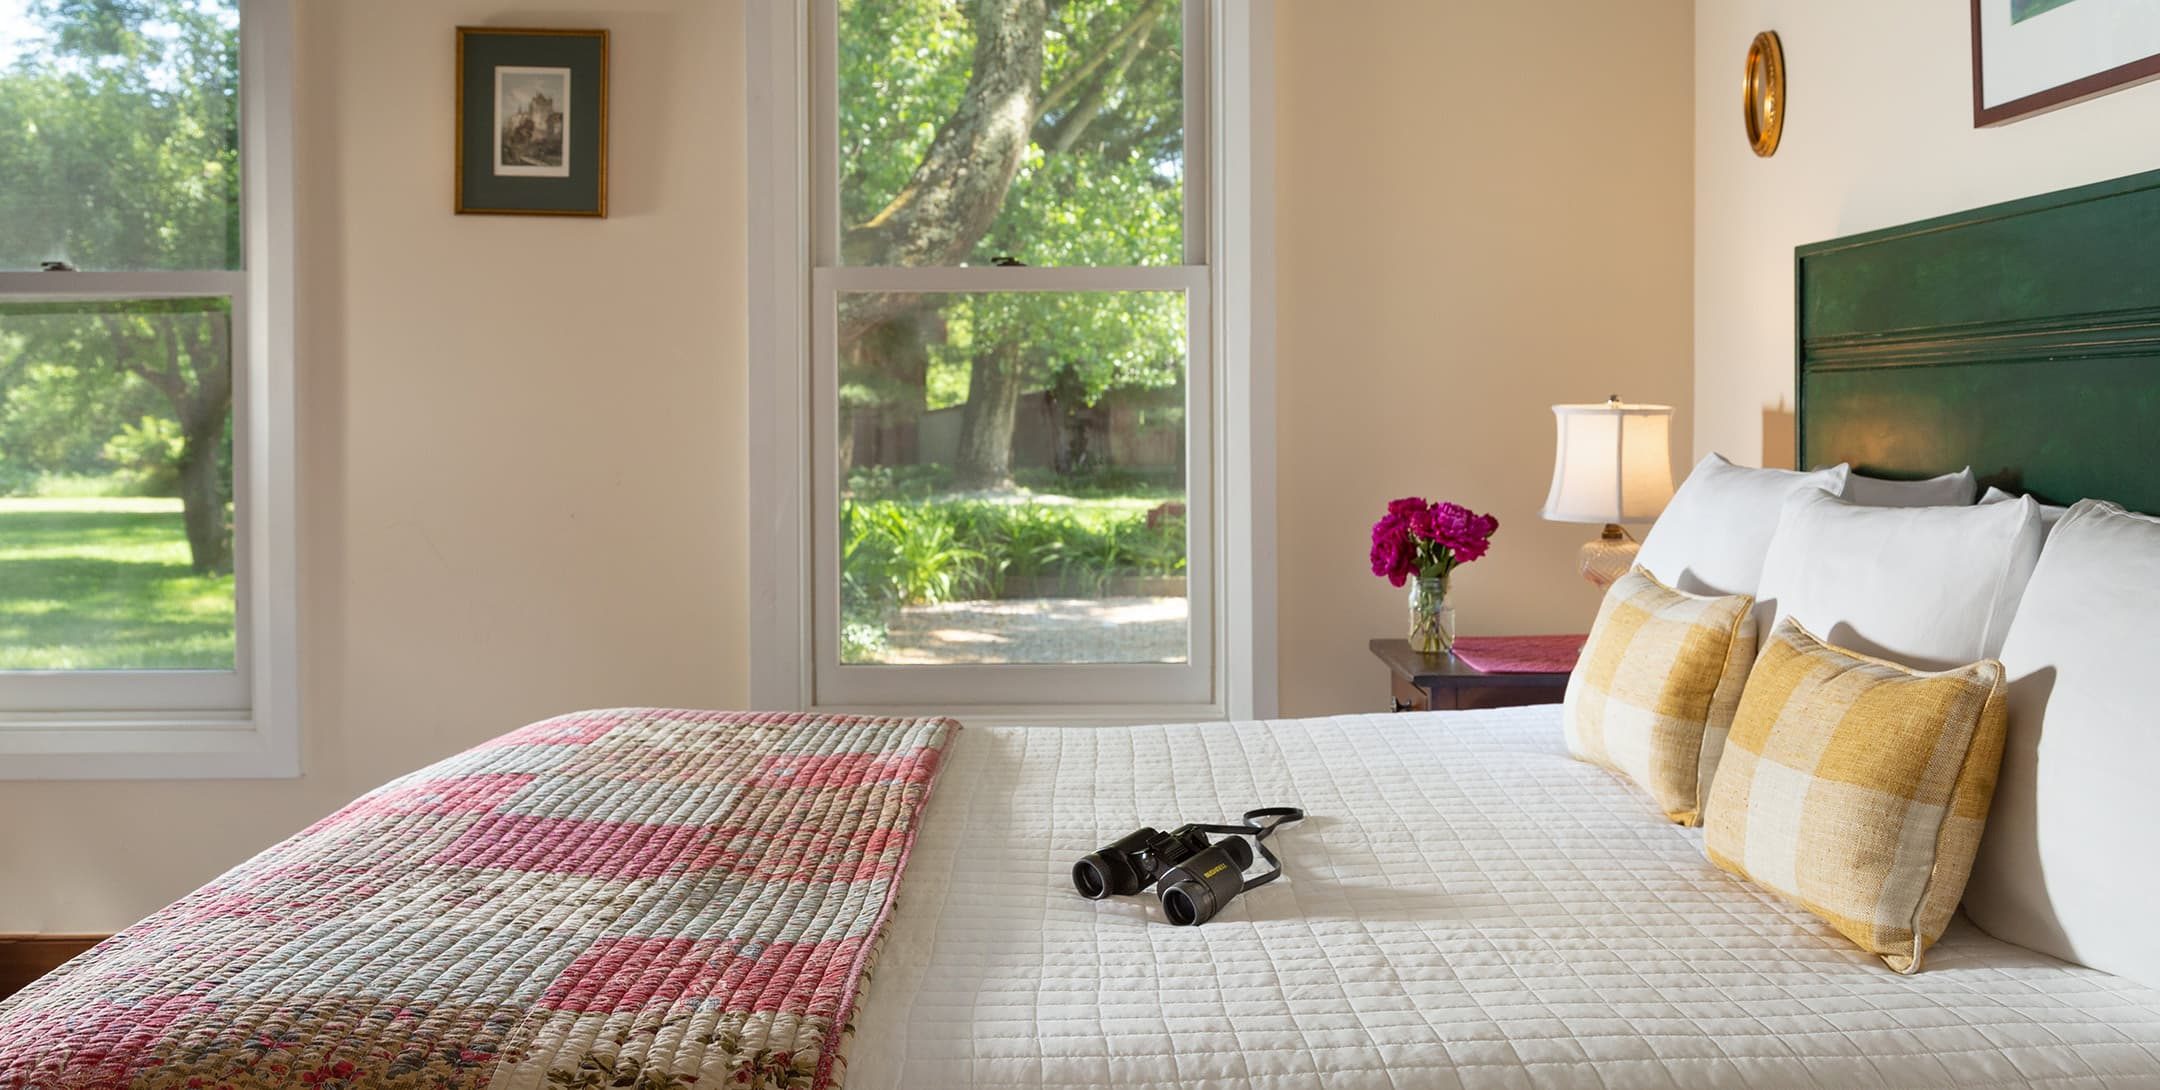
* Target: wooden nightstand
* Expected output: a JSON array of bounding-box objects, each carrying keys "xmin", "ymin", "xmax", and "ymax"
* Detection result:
[{"xmin": 1369, "ymin": 638, "xmax": 1574, "ymax": 712}]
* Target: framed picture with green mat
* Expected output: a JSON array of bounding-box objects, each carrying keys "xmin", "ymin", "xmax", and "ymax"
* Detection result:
[{"xmin": 455, "ymin": 27, "xmax": 609, "ymax": 216}]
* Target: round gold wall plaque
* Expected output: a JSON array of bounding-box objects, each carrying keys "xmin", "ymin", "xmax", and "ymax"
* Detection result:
[{"xmin": 1743, "ymin": 31, "xmax": 1785, "ymax": 157}]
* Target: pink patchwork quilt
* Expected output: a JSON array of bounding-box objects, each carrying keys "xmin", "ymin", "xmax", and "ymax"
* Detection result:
[{"xmin": 0, "ymin": 709, "xmax": 959, "ymax": 1090}]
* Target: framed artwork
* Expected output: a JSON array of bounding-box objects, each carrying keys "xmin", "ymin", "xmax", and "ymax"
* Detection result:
[
  {"xmin": 1972, "ymin": 0, "xmax": 2160, "ymax": 126},
  {"xmin": 455, "ymin": 27, "xmax": 609, "ymax": 216}
]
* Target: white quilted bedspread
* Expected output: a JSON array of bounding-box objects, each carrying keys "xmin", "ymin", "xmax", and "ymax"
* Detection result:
[{"xmin": 846, "ymin": 707, "xmax": 2160, "ymax": 1089}]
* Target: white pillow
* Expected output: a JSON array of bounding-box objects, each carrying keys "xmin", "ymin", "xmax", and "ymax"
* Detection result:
[
  {"xmin": 1845, "ymin": 466, "xmax": 1977, "ymax": 507},
  {"xmin": 1634, "ymin": 454, "xmax": 1849, "ymax": 598},
  {"xmin": 1753, "ymin": 488, "xmax": 2044, "ymax": 671},
  {"xmin": 1981, "ymin": 485, "xmax": 2071, "ymax": 530},
  {"xmin": 1965, "ymin": 501, "xmax": 2160, "ymax": 991}
]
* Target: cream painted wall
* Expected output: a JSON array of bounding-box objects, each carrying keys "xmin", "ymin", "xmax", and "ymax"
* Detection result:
[
  {"xmin": 0, "ymin": 0, "xmax": 748, "ymax": 932},
  {"xmin": 1695, "ymin": 0, "xmax": 2160, "ymax": 464},
  {"xmin": 1273, "ymin": 0, "xmax": 1696, "ymax": 717}
]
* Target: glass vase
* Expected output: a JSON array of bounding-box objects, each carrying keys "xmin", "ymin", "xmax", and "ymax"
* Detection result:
[{"xmin": 1407, "ymin": 574, "xmax": 1456, "ymax": 655}]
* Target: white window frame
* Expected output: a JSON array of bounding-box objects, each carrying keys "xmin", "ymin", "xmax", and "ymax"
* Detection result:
[
  {"xmin": 0, "ymin": 0, "xmax": 300, "ymax": 779},
  {"xmin": 747, "ymin": 0, "xmax": 1275, "ymax": 722}
]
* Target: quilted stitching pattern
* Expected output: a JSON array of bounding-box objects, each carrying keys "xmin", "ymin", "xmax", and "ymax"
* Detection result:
[
  {"xmin": 1564, "ymin": 567, "xmax": 1757, "ymax": 824},
  {"xmin": 846, "ymin": 709, "xmax": 2160, "ymax": 1089},
  {"xmin": 1705, "ymin": 622, "xmax": 2007, "ymax": 974},
  {"xmin": 0, "ymin": 709, "xmax": 959, "ymax": 1090}
]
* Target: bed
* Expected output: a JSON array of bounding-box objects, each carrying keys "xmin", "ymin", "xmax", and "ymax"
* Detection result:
[
  {"xmin": 11, "ymin": 169, "xmax": 2160, "ymax": 1090},
  {"xmin": 9, "ymin": 708, "xmax": 2158, "ymax": 1089},
  {"xmin": 847, "ymin": 709, "xmax": 2160, "ymax": 1088}
]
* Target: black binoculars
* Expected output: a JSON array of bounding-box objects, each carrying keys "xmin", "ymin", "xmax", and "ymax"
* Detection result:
[{"xmin": 1071, "ymin": 807, "xmax": 1302, "ymax": 926}]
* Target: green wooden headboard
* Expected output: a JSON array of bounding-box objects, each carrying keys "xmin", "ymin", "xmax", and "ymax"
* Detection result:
[{"xmin": 1796, "ymin": 166, "xmax": 2160, "ymax": 512}]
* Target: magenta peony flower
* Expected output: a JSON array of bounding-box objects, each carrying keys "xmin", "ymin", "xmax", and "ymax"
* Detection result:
[
  {"xmin": 1368, "ymin": 510, "xmax": 1418, "ymax": 586},
  {"xmin": 1368, "ymin": 496, "xmax": 1499, "ymax": 583}
]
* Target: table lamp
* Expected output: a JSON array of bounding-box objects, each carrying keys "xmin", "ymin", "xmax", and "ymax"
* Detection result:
[{"xmin": 1540, "ymin": 397, "xmax": 1676, "ymax": 587}]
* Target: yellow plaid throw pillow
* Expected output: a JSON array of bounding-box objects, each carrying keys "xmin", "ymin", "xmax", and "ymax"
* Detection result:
[
  {"xmin": 1702, "ymin": 620, "xmax": 2008, "ymax": 973},
  {"xmin": 1563, "ymin": 567, "xmax": 1757, "ymax": 825}
]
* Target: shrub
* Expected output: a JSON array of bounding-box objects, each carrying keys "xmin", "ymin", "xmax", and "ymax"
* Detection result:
[
  {"xmin": 838, "ymin": 496, "xmax": 1188, "ymax": 652},
  {"xmin": 98, "ymin": 416, "xmax": 185, "ymax": 496}
]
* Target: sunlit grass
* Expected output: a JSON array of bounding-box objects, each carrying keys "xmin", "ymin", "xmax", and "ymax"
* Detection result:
[{"xmin": 0, "ymin": 500, "xmax": 235, "ymax": 670}]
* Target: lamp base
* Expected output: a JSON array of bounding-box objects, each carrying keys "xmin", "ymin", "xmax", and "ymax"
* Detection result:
[{"xmin": 1579, "ymin": 524, "xmax": 1639, "ymax": 588}]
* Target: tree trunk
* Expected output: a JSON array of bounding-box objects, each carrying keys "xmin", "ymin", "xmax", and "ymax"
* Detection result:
[
  {"xmin": 839, "ymin": 0, "xmax": 1047, "ymax": 345},
  {"xmin": 1045, "ymin": 365, "xmax": 1091, "ymax": 473},
  {"xmin": 956, "ymin": 349, "xmax": 1025, "ymax": 489},
  {"xmin": 174, "ymin": 431, "xmax": 229, "ymax": 574},
  {"xmin": 175, "ymin": 313, "xmax": 234, "ymax": 575},
  {"xmin": 104, "ymin": 310, "xmax": 235, "ymax": 575}
]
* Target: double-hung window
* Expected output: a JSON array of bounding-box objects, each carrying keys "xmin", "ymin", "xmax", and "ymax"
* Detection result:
[
  {"xmin": 0, "ymin": 0, "xmax": 296, "ymax": 777},
  {"xmin": 804, "ymin": 0, "xmax": 1222, "ymax": 710}
]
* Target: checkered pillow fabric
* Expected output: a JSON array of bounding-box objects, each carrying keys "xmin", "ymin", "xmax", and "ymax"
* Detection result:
[
  {"xmin": 1564, "ymin": 567, "xmax": 1757, "ymax": 825},
  {"xmin": 1702, "ymin": 620, "xmax": 2008, "ymax": 973}
]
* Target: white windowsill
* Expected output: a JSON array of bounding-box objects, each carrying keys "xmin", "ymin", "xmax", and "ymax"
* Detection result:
[{"xmin": 0, "ymin": 711, "xmax": 300, "ymax": 779}]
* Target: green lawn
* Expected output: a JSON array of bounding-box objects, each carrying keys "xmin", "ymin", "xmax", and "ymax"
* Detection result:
[{"xmin": 0, "ymin": 498, "xmax": 235, "ymax": 670}]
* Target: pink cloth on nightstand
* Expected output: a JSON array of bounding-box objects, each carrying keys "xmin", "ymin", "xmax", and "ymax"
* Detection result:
[{"xmin": 1449, "ymin": 634, "xmax": 1587, "ymax": 674}]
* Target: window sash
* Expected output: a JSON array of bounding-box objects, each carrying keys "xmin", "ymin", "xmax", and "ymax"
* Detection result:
[
  {"xmin": 807, "ymin": 1, "xmax": 1218, "ymax": 709},
  {"xmin": 0, "ymin": 0, "xmax": 296, "ymax": 777},
  {"xmin": 0, "ymin": 272, "xmax": 252, "ymax": 714},
  {"xmin": 808, "ymin": 269, "xmax": 1215, "ymax": 708}
]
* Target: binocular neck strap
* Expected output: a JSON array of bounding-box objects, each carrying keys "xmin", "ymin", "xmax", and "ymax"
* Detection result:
[
  {"xmin": 1191, "ymin": 806, "xmax": 1306, "ymax": 890},
  {"xmin": 1242, "ymin": 806, "xmax": 1305, "ymax": 838}
]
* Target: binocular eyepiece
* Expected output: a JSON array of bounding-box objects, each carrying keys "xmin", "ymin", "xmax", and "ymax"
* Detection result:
[
  {"xmin": 1072, "ymin": 824, "xmax": 1211, "ymax": 900},
  {"xmin": 1157, "ymin": 835, "xmax": 1254, "ymax": 926}
]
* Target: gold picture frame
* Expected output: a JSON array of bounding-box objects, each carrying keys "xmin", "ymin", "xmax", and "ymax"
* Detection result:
[
  {"xmin": 1743, "ymin": 31, "xmax": 1785, "ymax": 158},
  {"xmin": 455, "ymin": 27, "xmax": 609, "ymax": 217}
]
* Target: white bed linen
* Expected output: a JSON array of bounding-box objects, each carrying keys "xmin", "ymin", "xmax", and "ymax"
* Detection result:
[{"xmin": 846, "ymin": 707, "xmax": 2160, "ymax": 1089}]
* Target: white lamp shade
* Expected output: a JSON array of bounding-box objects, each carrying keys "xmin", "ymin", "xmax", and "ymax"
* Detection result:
[{"xmin": 1541, "ymin": 401, "xmax": 1676, "ymax": 524}]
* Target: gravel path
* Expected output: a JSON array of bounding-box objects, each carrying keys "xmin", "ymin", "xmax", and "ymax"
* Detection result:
[{"xmin": 879, "ymin": 596, "xmax": 1189, "ymax": 664}]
